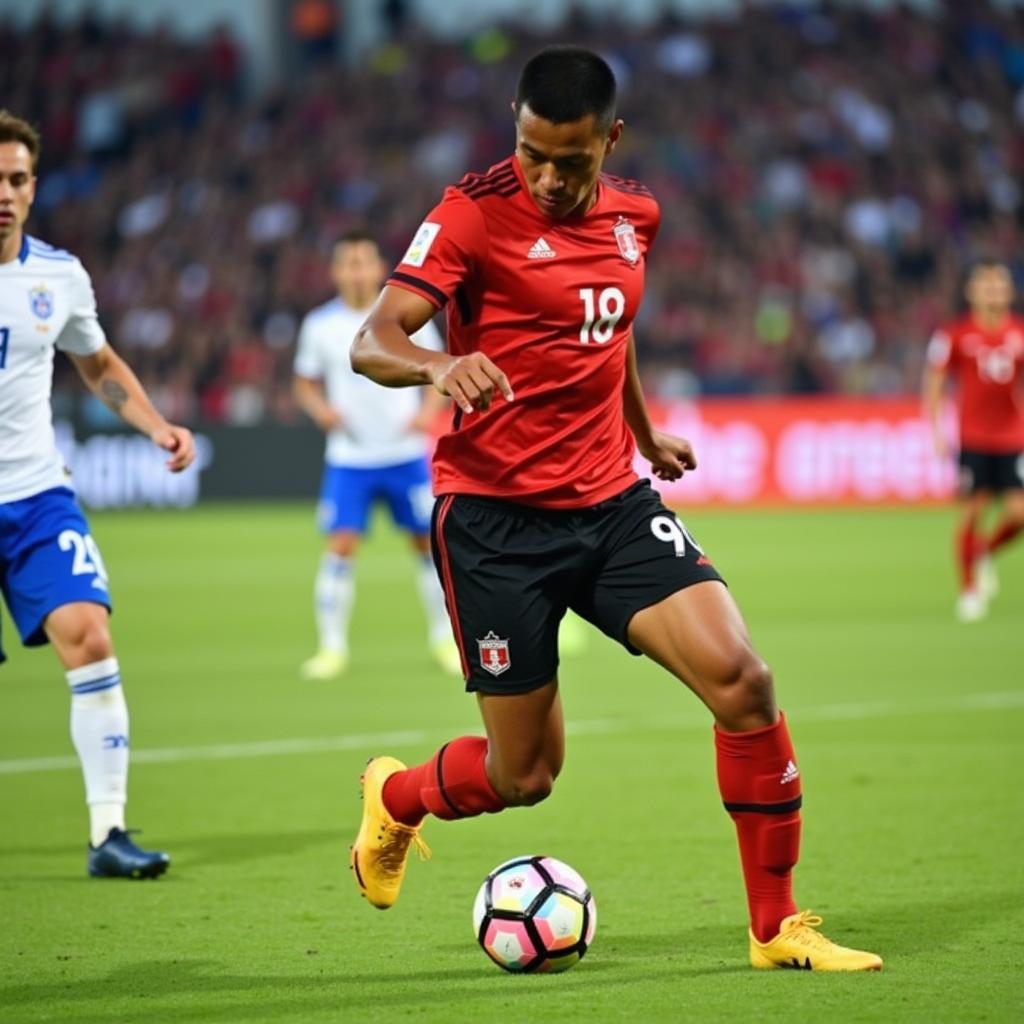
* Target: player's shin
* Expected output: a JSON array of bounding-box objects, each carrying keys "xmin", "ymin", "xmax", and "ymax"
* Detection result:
[
  {"xmin": 985, "ymin": 518, "xmax": 1023, "ymax": 554},
  {"xmin": 714, "ymin": 713, "xmax": 802, "ymax": 943},
  {"xmin": 67, "ymin": 658, "xmax": 129, "ymax": 847},
  {"xmin": 383, "ymin": 736, "xmax": 506, "ymax": 826},
  {"xmin": 957, "ymin": 515, "xmax": 981, "ymax": 590},
  {"xmin": 315, "ymin": 552, "xmax": 353, "ymax": 654}
]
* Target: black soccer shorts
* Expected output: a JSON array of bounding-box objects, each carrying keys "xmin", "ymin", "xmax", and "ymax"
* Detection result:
[
  {"xmin": 957, "ymin": 449, "xmax": 1024, "ymax": 496},
  {"xmin": 430, "ymin": 480, "xmax": 724, "ymax": 694}
]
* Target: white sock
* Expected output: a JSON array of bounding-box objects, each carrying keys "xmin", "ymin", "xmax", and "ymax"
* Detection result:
[
  {"xmin": 417, "ymin": 555, "xmax": 453, "ymax": 645},
  {"xmin": 315, "ymin": 553, "xmax": 353, "ymax": 654},
  {"xmin": 67, "ymin": 658, "xmax": 129, "ymax": 847}
]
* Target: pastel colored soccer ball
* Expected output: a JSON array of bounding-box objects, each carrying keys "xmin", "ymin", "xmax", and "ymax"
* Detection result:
[{"xmin": 472, "ymin": 856, "xmax": 597, "ymax": 973}]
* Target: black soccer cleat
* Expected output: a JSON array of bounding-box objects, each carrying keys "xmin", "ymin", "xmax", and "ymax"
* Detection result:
[{"xmin": 88, "ymin": 828, "xmax": 171, "ymax": 879}]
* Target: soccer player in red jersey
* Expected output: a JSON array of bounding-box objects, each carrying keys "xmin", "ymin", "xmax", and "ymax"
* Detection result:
[
  {"xmin": 924, "ymin": 259, "xmax": 1024, "ymax": 622},
  {"xmin": 347, "ymin": 47, "xmax": 882, "ymax": 971}
]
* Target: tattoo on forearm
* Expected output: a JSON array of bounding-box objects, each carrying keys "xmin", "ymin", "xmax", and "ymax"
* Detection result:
[{"xmin": 100, "ymin": 379, "xmax": 130, "ymax": 413}]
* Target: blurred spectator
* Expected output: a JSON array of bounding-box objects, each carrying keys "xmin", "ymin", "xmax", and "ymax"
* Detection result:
[
  {"xmin": 290, "ymin": 0, "xmax": 338, "ymax": 66},
  {"xmin": 3, "ymin": 2, "xmax": 1023, "ymax": 424}
]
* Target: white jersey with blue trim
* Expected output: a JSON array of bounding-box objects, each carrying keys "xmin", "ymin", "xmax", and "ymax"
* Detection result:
[
  {"xmin": 0, "ymin": 234, "xmax": 108, "ymax": 503},
  {"xmin": 294, "ymin": 297, "xmax": 444, "ymax": 468}
]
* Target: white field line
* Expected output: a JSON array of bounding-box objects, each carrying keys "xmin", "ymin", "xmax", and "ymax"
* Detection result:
[{"xmin": 1, "ymin": 691, "xmax": 1022, "ymax": 777}]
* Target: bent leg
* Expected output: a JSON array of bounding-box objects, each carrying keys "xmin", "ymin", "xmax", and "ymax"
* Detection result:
[
  {"xmin": 628, "ymin": 582, "xmax": 800, "ymax": 943},
  {"xmin": 985, "ymin": 489, "xmax": 1024, "ymax": 555},
  {"xmin": 383, "ymin": 679, "xmax": 563, "ymax": 825},
  {"xmin": 627, "ymin": 579, "xmax": 775, "ymax": 731}
]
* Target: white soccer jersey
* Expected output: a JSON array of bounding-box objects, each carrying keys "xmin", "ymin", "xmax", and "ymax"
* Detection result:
[
  {"xmin": 0, "ymin": 235, "xmax": 107, "ymax": 504},
  {"xmin": 293, "ymin": 297, "xmax": 444, "ymax": 467}
]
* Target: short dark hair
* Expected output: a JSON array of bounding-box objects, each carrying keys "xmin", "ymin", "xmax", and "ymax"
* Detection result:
[
  {"xmin": 515, "ymin": 46, "xmax": 617, "ymax": 133},
  {"xmin": 966, "ymin": 257, "xmax": 1009, "ymax": 278},
  {"xmin": 334, "ymin": 229, "xmax": 379, "ymax": 251},
  {"xmin": 0, "ymin": 110, "xmax": 41, "ymax": 171}
]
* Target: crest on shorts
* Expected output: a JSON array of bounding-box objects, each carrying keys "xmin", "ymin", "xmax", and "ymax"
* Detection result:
[
  {"xmin": 613, "ymin": 217, "xmax": 640, "ymax": 265},
  {"xmin": 477, "ymin": 631, "xmax": 511, "ymax": 676},
  {"xmin": 29, "ymin": 284, "xmax": 54, "ymax": 320}
]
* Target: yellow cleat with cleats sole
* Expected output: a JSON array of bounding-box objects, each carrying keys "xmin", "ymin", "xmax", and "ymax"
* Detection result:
[
  {"xmin": 350, "ymin": 756, "xmax": 430, "ymax": 909},
  {"xmin": 750, "ymin": 911, "xmax": 882, "ymax": 971}
]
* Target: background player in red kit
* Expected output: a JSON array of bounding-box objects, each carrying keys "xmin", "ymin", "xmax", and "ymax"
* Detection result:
[
  {"xmin": 924, "ymin": 259, "xmax": 1024, "ymax": 622},
  {"xmin": 348, "ymin": 46, "xmax": 882, "ymax": 971}
]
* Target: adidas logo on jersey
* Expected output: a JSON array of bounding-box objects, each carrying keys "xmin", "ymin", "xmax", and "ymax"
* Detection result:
[
  {"xmin": 780, "ymin": 760, "xmax": 800, "ymax": 785},
  {"xmin": 527, "ymin": 237, "xmax": 556, "ymax": 260}
]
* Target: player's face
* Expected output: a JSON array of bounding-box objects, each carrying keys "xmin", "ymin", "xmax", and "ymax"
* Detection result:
[
  {"xmin": 0, "ymin": 142, "xmax": 36, "ymax": 246},
  {"xmin": 514, "ymin": 103, "xmax": 623, "ymax": 220},
  {"xmin": 966, "ymin": 265, "xmax": 1014, "ymax": 317},
  {"xmin": 331, "ymin": 241, "xmax": 385, "ymax": 307}
]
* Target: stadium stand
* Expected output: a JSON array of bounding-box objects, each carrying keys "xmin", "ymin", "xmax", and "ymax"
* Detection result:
[{"xmin": 3, "ymin": 2, "xmax": 1022, "ymax": 422}]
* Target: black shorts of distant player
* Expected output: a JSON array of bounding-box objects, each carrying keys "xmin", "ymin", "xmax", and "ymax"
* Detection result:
[
  {"xmin": 431, "ymin": 480, "xmax": 724, "ymax": 694},
  {"xmin": 957, "ymin": 449, "xmax": 1024, "ymax": 497}
]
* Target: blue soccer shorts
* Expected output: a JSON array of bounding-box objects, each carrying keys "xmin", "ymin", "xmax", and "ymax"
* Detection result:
[
  {"xmin": 317, "ymin": 457, "xmax": 434, "ymax": 535},
  {"xmin": 0, "ymin": 486, "xmax": 112, "ymax": 663}
]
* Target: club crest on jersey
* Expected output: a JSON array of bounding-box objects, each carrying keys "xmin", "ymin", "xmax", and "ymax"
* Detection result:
[
  {"xmin": 29, "ymin": 284, "xmax": 54, "ymax": 320},
  {"xmin": 477, "ymin": 631, "xmax": 511, "ymax": 676},
  {"xmin": 613, "ymin": 217, "xmax": 640, "ymax": 265}
]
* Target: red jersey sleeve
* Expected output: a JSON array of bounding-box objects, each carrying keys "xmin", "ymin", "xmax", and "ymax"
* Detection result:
[
  {"xmin": 388, "ymin": 188, "xmax": 488, "ymax": 309},
  {"xmin": 926, "ymin": 326, "xmax": 957, "ymax": 370}
]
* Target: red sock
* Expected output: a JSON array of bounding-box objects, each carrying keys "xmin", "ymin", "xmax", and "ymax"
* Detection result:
[
  {"xmin": 986, "ymin": 519, "xmax": 1023, "ymax": 554},
  {"xmin": 382, "ymin": 736, "xmax": 506, "ymax": 826},
  {"xmin": 715, "ymin": 713, "xmax": 801, "ymax": 943},
  {"xmin": 957, "ymin": 517, "xmax": 980, "ymax": 590}
]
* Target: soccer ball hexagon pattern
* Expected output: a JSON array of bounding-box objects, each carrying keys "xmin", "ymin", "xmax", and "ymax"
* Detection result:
[{"xmin": 472, "ymin": 855, "xmax": 595, "ymax": 973}]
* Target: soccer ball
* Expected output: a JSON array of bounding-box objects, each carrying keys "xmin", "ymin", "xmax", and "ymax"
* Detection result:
[{"xmin": 472, "ymin": 855, "xmax": 596, "ymax": 973}]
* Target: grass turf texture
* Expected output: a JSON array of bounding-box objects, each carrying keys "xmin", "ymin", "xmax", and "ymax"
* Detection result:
[{"xmin": 1, "ymin": 503, "xmax": 1021, "ymax": 1023}]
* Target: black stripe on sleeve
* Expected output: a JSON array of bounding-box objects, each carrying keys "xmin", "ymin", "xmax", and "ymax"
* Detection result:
[
  {"xmin": 390, "ymin": 271, "xmax": 448, "ymax": 309},
  {"xmin": 454, "ymin": 284, "xmax": 472, "ymax": 325},
  {"xmin": 722, "ymin": 795, "xmax": 803, "ymax": 815}
]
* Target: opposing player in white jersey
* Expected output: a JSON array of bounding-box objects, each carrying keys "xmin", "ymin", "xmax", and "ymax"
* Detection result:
[
  {"xmin": 293, "ymin": 231, "xmax": 459, "ymax": 679},
  {"xmin": 0, "ymin": 111, "xmax": 195, "ymax": 877}
]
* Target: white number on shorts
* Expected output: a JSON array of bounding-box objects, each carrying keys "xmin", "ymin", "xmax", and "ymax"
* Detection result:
[
  {"xmin": 58, "ymin": 530, "xmax": 109, "ymax": 582},
  {"xmin": 579, "ymin": 287, "xmax": 625, "ymax": 344},
  {"xmin": 650, "ymin": 515, "xmax": 703, "ymax": 558}
]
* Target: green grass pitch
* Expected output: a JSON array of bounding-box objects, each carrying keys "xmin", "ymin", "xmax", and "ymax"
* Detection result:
[{"xmin": 1, "ymin": 502, "xmax": 1021, "ymax": 1023}]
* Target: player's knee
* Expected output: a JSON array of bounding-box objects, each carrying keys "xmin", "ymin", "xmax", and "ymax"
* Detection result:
[
  {"xmin": 496, "ymin": 768, "xmax": 554, "ymax": 807},
  {"xmin": 712, "ymin": 653, "xmax": 776, "ymax": 729},
  {"xmin": 68, "ymin": 618, "xmax": 114, "ymax": 665}
]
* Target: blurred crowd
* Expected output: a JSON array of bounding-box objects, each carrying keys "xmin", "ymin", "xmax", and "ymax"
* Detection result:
[{"xmin": 5, "ymin": 3, "xmax": 1024, "ymax": 424}]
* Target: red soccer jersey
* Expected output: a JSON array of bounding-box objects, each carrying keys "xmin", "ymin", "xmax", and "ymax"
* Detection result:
[
  {"xmin": 926, "ymin": 315, "xmax": 1024, "ymax": 452},
  {"xmin": 387, "ymin": 155, "xmax": 660, "ymax": 508}
]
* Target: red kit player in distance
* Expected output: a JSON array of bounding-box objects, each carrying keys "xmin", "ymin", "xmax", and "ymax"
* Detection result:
[
  {"xmin": 924, "ymin": 259, "xmax": 1024, "ymax": 622},
  {"xmin": 348, "ymin": 46, "xmax": 881, "ymax": 972}
]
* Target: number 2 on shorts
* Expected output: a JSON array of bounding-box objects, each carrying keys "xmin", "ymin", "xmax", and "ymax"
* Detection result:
[{"xmin": 58, "ymin": 529, "xmax": 109, "ymax": 582}]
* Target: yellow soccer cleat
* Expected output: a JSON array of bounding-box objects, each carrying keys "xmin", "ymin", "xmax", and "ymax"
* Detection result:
[
  {"xmin": 300, "ymin": 649, "xmax": 348, "ymax": 680},
  {"xmin": 350, "ymin": 756, "xmax": 430, "ymax": 909},
  {"xmin": 749, "ymin": 911, "xmax": 883, "ymax": 972},
  {"xmin": 430, "ymin": 637, "xmax": 464, "ymax": 677}
]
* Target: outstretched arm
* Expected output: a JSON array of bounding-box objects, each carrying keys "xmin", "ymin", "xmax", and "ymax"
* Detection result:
[
  {"xmin": 68, "ymin": 344, "xmax": 195, "ymax": 472},
  {"xmin": 352, "ymin": 285, "xmax": 513, "ymax": 414},
  {"xmin": 622, "ymin": 334, "xmax": 696, "ymax": 482}
]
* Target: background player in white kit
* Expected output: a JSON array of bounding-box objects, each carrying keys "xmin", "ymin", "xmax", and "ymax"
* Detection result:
[
  {"xmin": 293, "ymin": 231, "xmax": 459, "ymax": 679},
  {"xmin": 0, "ymin": 111, "xmax": 195, "ymax": 877}
]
